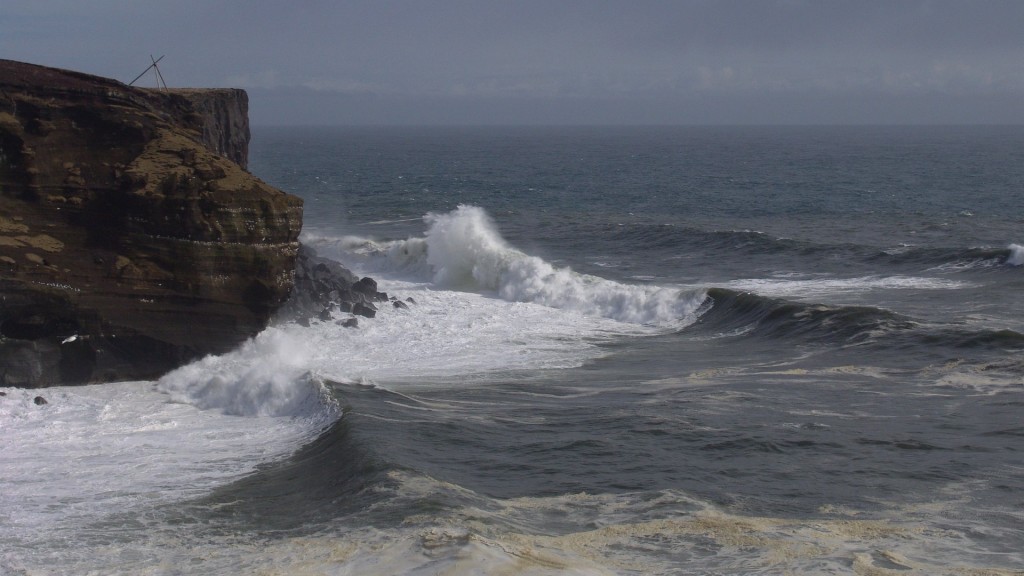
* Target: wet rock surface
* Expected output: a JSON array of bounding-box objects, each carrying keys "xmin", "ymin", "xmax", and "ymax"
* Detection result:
[{"xmin": 275, "ymin": 244, "xmax": 388, "ymax": 326}]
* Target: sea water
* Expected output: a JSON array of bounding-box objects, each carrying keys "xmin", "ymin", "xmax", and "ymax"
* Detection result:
[{"xmin": 2, "ymin": 126, "xmax": 1023, "ymax": 574}]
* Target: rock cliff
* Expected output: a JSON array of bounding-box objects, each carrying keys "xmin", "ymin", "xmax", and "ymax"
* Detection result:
[
  {"xmin": 155, "ymin": 88, "xmax": 251, "ymax": 169},
  {"xmin": 0, "ymin": 60, "xmax": 303, "ymax": 387}
]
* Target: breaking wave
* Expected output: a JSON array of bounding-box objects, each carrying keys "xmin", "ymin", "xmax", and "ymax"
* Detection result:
[
  {"xmin": 156, "ymin": 328, "xmax": 337, "ymax": 419},
  {"xmin": 1008, "ymin": 243, "xmax": 1024, "ymax": 266},
  {"xmin": 312, "ymin": 205, "xmax": 706, "ymax": 327}
]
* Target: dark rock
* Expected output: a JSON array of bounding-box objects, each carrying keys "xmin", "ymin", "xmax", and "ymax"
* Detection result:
[
  {"xmin": 405, "ymin": 297, "xmax": 417, "ymax": 305},
  {"xmin": 356, "ymin": 283, "xmax": 388, "ymax": 302},
  {"xmin": 337, "ymin": 317, "xmax": 359, "ymax": 328},
  {"xmin": 273, "ymin": 244, "xmax": 392, "ymax": 328},
  {"xmin": 393, "ymin": 300, "xmax": 409, "ymax": 310},
  {"xmin": 352, "ymin": 302, "xmax": 377, "ymax": 319},
  {"xmin": 0, "ymin": 59, "xmax": 303, "ymax": 387},
  {"xmin": 275, "ymin": 244, "xmax": 364, "ymax": 323},
  {"xmin": 0, "ymin": 391, "xmax": 7, "ymax": 396},
  {"xmin": 352, "ymin": 277, "xmax": 379, "ymax": 299},
  {"xmin": 33, "ymin": 395, "xmax": 47, "ymax": 405},
  {"xmin": 0, "ymin": 338, "xmax": 59, "ymax": 387},
  {"xmin": 172, "ymin": 89, "xmax": 251, "ymax": 169},
  {"xmin": 59, "ymin": 337, "xmax": 95, "ymax": 383}
]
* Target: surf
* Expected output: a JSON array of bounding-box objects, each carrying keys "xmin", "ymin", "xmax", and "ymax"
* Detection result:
[{"xmin": 307, "ymin": 205, "xmax": 707, "ymax": 327}]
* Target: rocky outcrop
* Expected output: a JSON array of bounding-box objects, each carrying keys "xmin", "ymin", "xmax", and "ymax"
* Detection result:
[
  {"xmin": 275, "ymin": 244, "xmax": 391, "ymax": 326},
  {"xmin": 0, "ymin": 60, "xmax": 302, "ymax": 387}
]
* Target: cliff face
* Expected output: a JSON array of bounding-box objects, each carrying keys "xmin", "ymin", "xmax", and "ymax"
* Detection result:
[
  {"xmin": 0, "ymin": 60, "xmax": 303, "ymax": 387},
  {"xmin": 154, "ymin": 88, "xmax": 251, "ymax": 169}
]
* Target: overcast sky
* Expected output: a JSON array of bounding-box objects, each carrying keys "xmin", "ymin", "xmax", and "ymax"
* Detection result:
[{"xmin": 3, "ymin": 1, "xmax": 1022, "ymax": 125}]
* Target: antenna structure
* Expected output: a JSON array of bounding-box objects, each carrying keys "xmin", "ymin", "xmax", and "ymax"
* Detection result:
[{"xmin": 128, "ymin": 55, "xmax": 167, "ymax": 89}]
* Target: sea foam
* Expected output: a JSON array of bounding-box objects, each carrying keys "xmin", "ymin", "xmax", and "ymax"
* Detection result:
[
  {"xmin": 0, "ymin": 381, "xmax": 333, "ymax": 572},
  {"xmin": 1007, "ymin": 243, "xmax": 1024, "ymax": 266},
  {"xmin": 311, "ymin": 205, "xmax": 705, "ymax": 327},
  {"xmin": 157, "ymin": 328, "xmax": 333, "ymax": 418}
]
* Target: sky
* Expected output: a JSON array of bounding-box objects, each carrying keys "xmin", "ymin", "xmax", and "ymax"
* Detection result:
[{"xmin": 2, "ymin": 0, "xmax": 1022, "ymax": 125}]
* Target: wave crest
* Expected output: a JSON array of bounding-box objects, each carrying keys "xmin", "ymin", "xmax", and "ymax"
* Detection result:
[
  {"xmin": 420, "ymin": 206, "xmax": 703, "ymax": 325},
  {"xmin": 156, "ymin": 328, "xmax": 335, "ymax": 418},
  {"xmin": 1007, "ymin": 244, "xmax": 1024, "ymax": 266}
]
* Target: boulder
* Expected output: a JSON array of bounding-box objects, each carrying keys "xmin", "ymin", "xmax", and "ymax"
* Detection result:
[
  {"xmin": 274, "ymin": 243, "xmax": 400, "ymax": 328},
  {"xmin": 352, "ymin": 276, "xmax": 388, "ymax": 302},
  {"xmin": 352, "ymin": 302, "xmax": 377, "ymax": 319}
]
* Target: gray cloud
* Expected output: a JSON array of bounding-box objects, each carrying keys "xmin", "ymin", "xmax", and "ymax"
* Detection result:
[{"xmin": 3, "ymin": 0, "xmax": 1022, "ymax": 124}]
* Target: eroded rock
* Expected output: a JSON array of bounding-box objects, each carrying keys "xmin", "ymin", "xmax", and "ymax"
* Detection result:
[{"xmin": 0, "ymin": 60, "xmax": 302, "ymax": 386}]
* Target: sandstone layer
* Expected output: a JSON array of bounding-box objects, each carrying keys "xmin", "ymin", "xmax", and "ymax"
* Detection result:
[{"xmin": 0, "ymin": 60, "xmax": 303, "ymax": 386}]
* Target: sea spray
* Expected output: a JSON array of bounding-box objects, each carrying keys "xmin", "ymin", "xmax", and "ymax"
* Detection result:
[
  {"xmin": 1007, "ymin": 244, "xmax": 1024, "ymax": 266},
  {"xmin": 157, "ymin": 328, "xmax": 331, "ymax": 417},
  {"xmin": 311, "ymin": 206, "xmax": 706, "ymax": 327},
  {"xmin": 423, "ymin": 205, "xmax": 515, "ymax": 289},
  {"xmin": 423, "ymin": 206, "xmax": 705, "ymax": 325}
]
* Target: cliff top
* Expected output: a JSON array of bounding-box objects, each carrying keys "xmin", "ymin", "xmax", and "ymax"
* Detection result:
[
  {"xmin": 0, "ymin": 59, "xmax": 126, "ymax": 92},
  {"xmin": 0, "ymin": 59, "xmax": 240, "ymax": 96}
]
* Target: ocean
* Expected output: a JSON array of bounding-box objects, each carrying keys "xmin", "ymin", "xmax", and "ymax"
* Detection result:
[{"xmin": 2, "ymin": 125, "xmax": 1023, "ymax": 575}]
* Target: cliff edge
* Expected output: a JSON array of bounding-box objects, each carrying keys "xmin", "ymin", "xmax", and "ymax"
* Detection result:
[{"xmin": 0, "ymin": 60, "xmax": 303, "ymax": 387}]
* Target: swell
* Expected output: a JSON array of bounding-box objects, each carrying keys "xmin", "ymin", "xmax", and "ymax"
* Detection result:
[
  {"xmin": 874, "ymin": 244, "xmax": 1023, "ymax": 271},
  {"xmin": 692, "ymin": 287, "xmax": 917, "ymax": 346},
  {"xmin": 692, "ymin": 287, "xmax": 1024, "ymax": 352},
  {"xmin": 180, "ymin": 382, "xmax": 399, "ymax": 534},
  {"xmin": 569, "ymin": 222, "xmax": 1023, "ymax": 272}
]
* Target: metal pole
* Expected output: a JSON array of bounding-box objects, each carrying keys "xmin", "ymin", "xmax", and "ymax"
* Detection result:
[{"xmin": 128, "ymin": 55, "xmax": 165, "ymax": 87}]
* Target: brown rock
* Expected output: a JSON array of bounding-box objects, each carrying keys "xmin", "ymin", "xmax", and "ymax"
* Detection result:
[{"xmin": 0, "ymin": 60, "xmax": 303, "ymax": 387}]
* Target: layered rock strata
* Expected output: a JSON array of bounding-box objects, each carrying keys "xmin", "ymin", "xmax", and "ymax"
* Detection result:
[{"xmin": 0, "ymin": 60, "xmax": 302, "ymax": 386}]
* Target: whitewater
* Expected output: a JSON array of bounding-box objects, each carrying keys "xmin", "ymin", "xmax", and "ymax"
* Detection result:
[
  {"xmin": 3, "ymin": 125, "xmax": 1024, "ymax": 575},
  {"xmin": 2, "ymin": 205, "xmax": 704, "ymax": 574}
]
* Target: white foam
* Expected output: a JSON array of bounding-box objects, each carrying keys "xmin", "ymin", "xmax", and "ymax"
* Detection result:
[
  {"xmin": 156, "ymin": 328, "xmax": 332, "ymax": 417},
  {"xmin": 0, "ymin": 284, "xmax": 645, "ymax": 573},
  {"xmin": 1007, "ymin": 243, "xmax": 1024, "ymax": 266},
  {"xmin": 308, "ymin": 205, "xmax": 706, "ymax": 327},
  {"xmin": 274, "ymin": 279, "xmax": 654, "ymax": 385},
  {"xmin": 96, "ymin": 474, "xmax": 1018, "ymax": 576},
  {"xmin": 0, "ymin": 381, "xmax": 333, "ymax": 572},
  {"xmin": 3, "ymin": 205, "xmax": 691, "ymax": 572},
  {"xmin": 724, "ymin": 274, "xmax": 970, "ymax": 299}
]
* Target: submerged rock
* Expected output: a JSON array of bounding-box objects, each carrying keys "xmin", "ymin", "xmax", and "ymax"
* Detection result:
[{"xmin": 0, "ymin": 60, "xmax": 303, "ymax": 387}]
